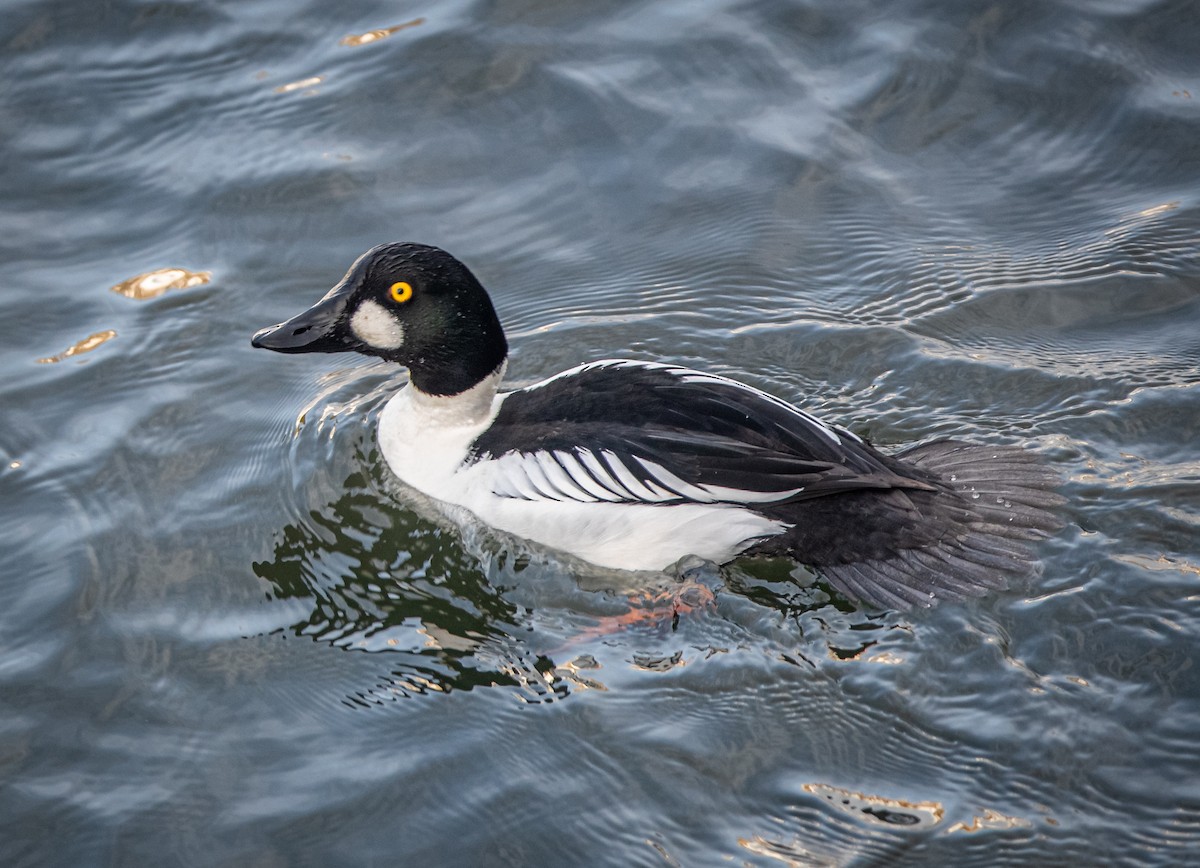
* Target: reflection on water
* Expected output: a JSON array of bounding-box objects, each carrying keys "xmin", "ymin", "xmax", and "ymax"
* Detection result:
[
  {"xmin": 946, "ymin": 809, "xmax": 1036, "ymax": 835},
  {"xmin": 252, "ymin": 460, "xmax": 543, "ymax": 704},
  {"xmin": 36, "ymin": 328, "xmax": 117, "ymax": 363},
  {"xmin": 801, "ymin": 783, "xmax": 944, "ymax": 828},
  {"xmin": 110, "ymin": 267, "xmax": 211, "ymax": 300},
  {"xmin": 339, "ymin": 18, "xmax": 425, "ymax": 48},
  {"xmin": 273, "ymin": 76, "xmax": 323, "ymax": 95}
]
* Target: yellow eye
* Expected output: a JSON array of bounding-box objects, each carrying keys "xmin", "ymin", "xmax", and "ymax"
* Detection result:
[{"xmin": 388, "ymin": 281, "xmax": 413, "ymax": 303}]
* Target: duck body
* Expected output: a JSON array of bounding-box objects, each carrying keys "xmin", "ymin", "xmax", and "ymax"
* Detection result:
[
  {"xmin": 378, "ymin": 360, "xmax": 801, "ymax": 572},
  {"xmin": 253, "ymin": 242, "xmax": 1063, "ymax": 609}
]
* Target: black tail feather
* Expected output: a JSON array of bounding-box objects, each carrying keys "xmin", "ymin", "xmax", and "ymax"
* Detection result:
[{"xmin": 756, "ymin": 439, "xmax": 1065, "ymax": 610}]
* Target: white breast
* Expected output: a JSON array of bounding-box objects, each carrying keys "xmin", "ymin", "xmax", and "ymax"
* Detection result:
[{"xmin": 376, "ymin": 377, "xmax": 502, "ymax": 497}]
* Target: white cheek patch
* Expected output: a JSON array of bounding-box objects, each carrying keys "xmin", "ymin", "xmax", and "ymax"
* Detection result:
[{"xmin": 350, "ymin": 299, "xmax": 405, "ymax": 349}]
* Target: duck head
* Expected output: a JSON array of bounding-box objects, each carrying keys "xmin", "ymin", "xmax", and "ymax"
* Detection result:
[{"xmin": 252, "ymin": 242, "xmax": 508, "ymax": 396}]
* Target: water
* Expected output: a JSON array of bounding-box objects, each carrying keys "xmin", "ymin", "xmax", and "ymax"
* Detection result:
[{"xmin": 3, "ymin": 0, "xmax": 1199, "ymax": 864}]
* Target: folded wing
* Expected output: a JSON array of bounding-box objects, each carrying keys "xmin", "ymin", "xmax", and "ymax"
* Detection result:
[{"xmin": 466, "ymin": 360, "xmax": 933, "ymax": 507}]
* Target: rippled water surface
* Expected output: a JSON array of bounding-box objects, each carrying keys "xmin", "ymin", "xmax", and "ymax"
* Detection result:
[{"xmin": 3, "ymin": 0, "xmax": 1199, "ymax": 864}]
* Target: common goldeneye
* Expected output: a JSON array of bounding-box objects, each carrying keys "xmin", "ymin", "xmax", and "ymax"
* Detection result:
[{"xmin": 252, "ymin": 242, "xmax": 1063, "ymax": 609}]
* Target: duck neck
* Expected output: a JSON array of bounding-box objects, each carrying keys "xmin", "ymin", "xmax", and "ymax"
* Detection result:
[
  {"xmin": 402, "ymin": 300, "xmax": 509, "ymax": 399},
  {"xmin": 407, "ymin": 360, "xmax": 507, "ymax": 427}
]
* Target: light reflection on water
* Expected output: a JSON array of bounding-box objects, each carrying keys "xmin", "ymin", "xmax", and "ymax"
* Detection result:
[{"xmin": 2, "ymin": 0, "xmax": 1199, "ymax": 864}]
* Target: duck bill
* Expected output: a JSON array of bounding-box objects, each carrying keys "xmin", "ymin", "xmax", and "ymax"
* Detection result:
[{"xmin": 251, "ymin": 290, "xmax": 354, "ymax": 354}]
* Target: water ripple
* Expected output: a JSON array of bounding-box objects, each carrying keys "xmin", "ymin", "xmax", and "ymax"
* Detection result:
[{"xmin": 3, "ymin": 0, "xmax": 1200, "ymax": 864}]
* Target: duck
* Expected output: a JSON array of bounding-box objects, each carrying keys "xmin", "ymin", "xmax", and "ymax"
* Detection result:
[{"xmin": 251, "ymin": 242, "xmax": 1064, "ymax": 610}]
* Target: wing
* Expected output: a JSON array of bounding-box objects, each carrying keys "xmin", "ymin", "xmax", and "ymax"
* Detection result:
[{"xmin": 465, "ymin": 360, "xmax": 934, "ymax": 506}]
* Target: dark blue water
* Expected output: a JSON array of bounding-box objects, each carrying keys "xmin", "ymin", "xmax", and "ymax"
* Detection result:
[{"xmin": 3, "ymin": 0, "xmax": 1199, "ymax": 864}]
